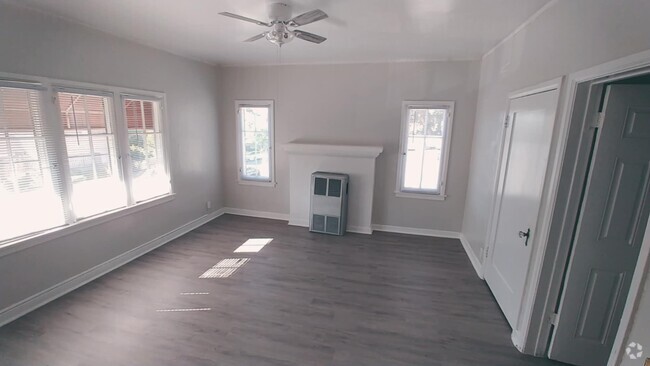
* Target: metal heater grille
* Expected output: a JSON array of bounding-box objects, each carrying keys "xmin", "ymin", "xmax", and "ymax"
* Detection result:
[{"xmin": 309, "ymin": 172, "xmax": 349, "ymax": 235}]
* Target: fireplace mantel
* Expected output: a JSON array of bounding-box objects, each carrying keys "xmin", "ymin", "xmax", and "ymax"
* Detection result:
[
  {"xmin": 283, "ymin": 142, "xmax": 383, "ymax": 234},
  {"xmin": 282, "ymin": 143, "xmax": 383, "ymax": 158}
]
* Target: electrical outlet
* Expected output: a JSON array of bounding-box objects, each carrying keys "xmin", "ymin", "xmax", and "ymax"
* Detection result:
[{"xmin": 206, "ymin": 201, "xmax": 212, "ymax": 210}]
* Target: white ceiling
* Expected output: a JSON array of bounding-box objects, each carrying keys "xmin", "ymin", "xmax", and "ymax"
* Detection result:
[{"xmin": 10, "ymin": 0, "xmax": 552, "ymax": 66}]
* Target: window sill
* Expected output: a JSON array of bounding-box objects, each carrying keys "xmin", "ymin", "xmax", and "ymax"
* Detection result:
[
  {"xmin": 395, "ymin": 191, "xmax": 447, "ymax": 201},
  {"xmin": 0, "ymin": 193, "xmax": 176, "ymax": 259},
  {"xmin": 237, "ymin": 179, "xmax": 276, "ymax": 187}
]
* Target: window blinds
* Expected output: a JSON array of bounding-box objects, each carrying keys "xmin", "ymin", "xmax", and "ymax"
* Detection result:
[{"xmin": 0, "ymin": 85, "xmax": 66, "ymax": 242}]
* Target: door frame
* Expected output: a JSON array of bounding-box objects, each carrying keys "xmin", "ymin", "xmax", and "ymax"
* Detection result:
[
  {"xmin": 511, "ymin": 49, "xmax": 650, "ymax": 364},
  {"xmin": 482, "ymin": 77, "xmax": 563, "ymax": 340}
]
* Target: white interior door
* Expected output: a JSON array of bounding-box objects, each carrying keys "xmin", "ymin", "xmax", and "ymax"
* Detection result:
[
  {"xmin": 549, "ymin": 85, "xmax": 650, "ymax": 366},
  {"xmin": 484, "ymin": 88, "xmax": 560, "ymax": 329}
]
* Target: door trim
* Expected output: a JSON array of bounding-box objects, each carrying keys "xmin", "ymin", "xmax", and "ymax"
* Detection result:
[
  {"xmin": 482, "ymin": 77, "xmax": 563, "ymax": 349},
  {"xmin": 515, "ymin": 49, "xmax": 650, "ymax": 364}
]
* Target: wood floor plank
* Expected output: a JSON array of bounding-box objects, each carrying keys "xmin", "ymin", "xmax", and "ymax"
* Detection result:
[{"xmin": 0, "ymin": 214, "xmax": 567, "ymax": 365}]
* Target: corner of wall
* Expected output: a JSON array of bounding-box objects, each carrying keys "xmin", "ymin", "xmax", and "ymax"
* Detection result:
[{"xmin": 459, "ymin": 232, "xmax": 484, "ymax": 279}]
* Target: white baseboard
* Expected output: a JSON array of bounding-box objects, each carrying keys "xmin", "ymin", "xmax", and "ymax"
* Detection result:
[
  {"xmin": 223, "ymin": 207, "xmax": 289, "ymax": 221},
  {"xmin": 288, "ymin": 218, "xmax": 372, "ymax": 235},
  {"xmin": 288, "ymin": 218, "xmax": 309, "ymax": 227},
  {"xmin": 0, "ymin": 209, "xmax": 226, "ymax": 327},
  {"xmin": 372, "ymin": 224, "xmax": 460, "ymax": 239},
  {"xmin": 459, "ymin": 233, "xmax": 484, "ymax": 279},
  {"xmin": 347, "ymin": 225, "xmax": 373, "ymax": 235}
]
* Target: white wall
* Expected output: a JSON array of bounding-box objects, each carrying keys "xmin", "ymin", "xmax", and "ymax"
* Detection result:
[
  {"xmin": 462, "ymin": 0, "xmax": 650, "ymax": 262},
  {"xmin": 219, "ymin": 61, "xmax": 479, "ymax": 232},
  {"xmin": 0, "ymin": 4, "xmax": 223, "ymax": 312}
]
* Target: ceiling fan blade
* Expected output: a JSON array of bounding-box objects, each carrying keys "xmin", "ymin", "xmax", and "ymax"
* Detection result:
[
  {"xmin": 288, "ymin": 9, "xmax": 328, "ymax": 27},
  {"xmin": 244, "ymin": 33, "xmax": 267, "ymax": 42},
  {"xmin": 219, "ymin": 12, "xmax": 271, "ymax": 27},
  {"xmin": 293, "ymin": 30, "xmax": 327, "ymax": 44}
]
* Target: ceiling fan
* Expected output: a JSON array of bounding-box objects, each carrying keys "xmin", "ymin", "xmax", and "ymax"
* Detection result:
[{"xmin": 219, "ymin": 3, "xmax": 328, "ymax": 46}]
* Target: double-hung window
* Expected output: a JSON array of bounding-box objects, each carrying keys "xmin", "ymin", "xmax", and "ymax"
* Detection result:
[
  {"xmin": 396, "ymin": 101, "xmax": 454, "ymax": 200},
  {"xmin": 0, "ymin": 73, "xmax": 172, "ymax": 247},
  {"xmin": 236, "ymin": 100, "xmax": 274, "ymax": 186},
  {"xmin": 123, "ymin": 97, "xmax": 169, "ymax": 202},
  {"xmin": 57, "ymin": 90, "xmax": 125, "ymax": 218}
]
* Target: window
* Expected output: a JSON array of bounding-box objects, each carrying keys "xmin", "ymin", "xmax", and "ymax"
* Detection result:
[
  {"xmin": 123, "ymin": 97, "xmax": 170, "ymax": 202},
  {"xmin": 0, "ymin": 84, "xmax": 65, "ymax": 242},
  {"xmin": 396, "ymin": 101, "xmax": 454, "ymax": 199},
  {"xmin": 57, "ymin": 90, "xmax": 125, "ymax": 218},
  {"xmin": 0, "ymin": 73, "xmax": 172, "ymax": 247},
  {"xmin": 236, "ymin": 100, "xmax": 274, "ymax": 185}
]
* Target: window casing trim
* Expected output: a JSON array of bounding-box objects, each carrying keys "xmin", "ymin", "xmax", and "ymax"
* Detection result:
[
  {"xmin": 0, "ymin": 71, "xmax": 173, "ymax": 251},
  {"xmin": 235, "ymin": 100, "xmax": 275, "ymax": 187},
  {"xmin": 395, "ymin": 100, "xmax": 455, "ymax": 200}
]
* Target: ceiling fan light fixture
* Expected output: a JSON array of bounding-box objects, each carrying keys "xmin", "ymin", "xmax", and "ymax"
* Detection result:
[{"xmin": 265, "ymin": 24, "xmax": 294, "ymax": 46}]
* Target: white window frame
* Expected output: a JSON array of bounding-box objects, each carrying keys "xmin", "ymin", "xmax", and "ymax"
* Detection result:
[
  {"xmin": 0, "ymin": 71, "xmax": 174, "ymax": 257},
  {"xmin": 235, "ymin": 100, "xmax": 275, "ymax": 187},
  {"xmin": 395, "ymin": 100, "xmax": 454, "ymax": 201}
]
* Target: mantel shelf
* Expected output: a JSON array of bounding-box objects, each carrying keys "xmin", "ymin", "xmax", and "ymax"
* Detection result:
[{"xmin": 282, "ymin": 143, "xmax": 383, "ymax": 159}]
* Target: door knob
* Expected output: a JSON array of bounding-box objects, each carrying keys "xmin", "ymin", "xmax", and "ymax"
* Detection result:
[{"xmin": 519, "ymin": 228, "xmax": 531, "ymax": 246}]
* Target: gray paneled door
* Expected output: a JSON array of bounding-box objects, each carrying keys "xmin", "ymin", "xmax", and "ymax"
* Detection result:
[{"xmin": 549, "ymin": 85, "xmax": 650, "ymax": 365}]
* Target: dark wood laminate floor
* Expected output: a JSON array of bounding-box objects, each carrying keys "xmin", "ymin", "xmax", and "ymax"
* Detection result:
[{"xmin": 0, "ymin": 215, "xmax": 568, "ymax": 366}]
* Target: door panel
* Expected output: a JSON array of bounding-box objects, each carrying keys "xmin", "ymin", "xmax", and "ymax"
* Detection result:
[
  {"xmin": 484, "ymin": 88, "xmax": 560, "ymax": 329},
  {"xmin": 549, "ymin": 85, "xmax": 650, "ymax": 365}
]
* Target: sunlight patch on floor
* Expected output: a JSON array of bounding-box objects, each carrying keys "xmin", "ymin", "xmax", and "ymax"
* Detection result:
[
  {"xmin": 234, "ymin": 238, "xmax": 273, "ymax": 253},
  {"xmin": 199, "ymin": 258, "xmax": 250, "ymax": 278},
  {"xmin": 156, "ymin": 308, "xmax": 211, "ymax": 312}
]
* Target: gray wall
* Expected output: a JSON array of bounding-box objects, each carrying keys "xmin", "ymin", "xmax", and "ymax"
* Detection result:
[
  {"xmin": 219, "ymin": 61, "xmax": 480, "ymax": 232},
  {"xmin": 0, "ymin": 4, "xmax": 223, "ymax": 311},
  {"xmin": 461, "ymin": 0, "xmax": 650, "ymax": 262}
]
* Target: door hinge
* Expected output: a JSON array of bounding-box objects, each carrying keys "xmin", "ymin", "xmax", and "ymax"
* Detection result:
[
  {"xmin": 549, "ymin": 312, "xmax": 559, "ymax": 326},
  {"xmin": 485, "ymin": 246, "xmax": 490, "ymax": 259},
  {"xmin": 590, "ymin": 112, "xmax": 604, "ymax": 129},
  {"xmin": 51, "ymin": 94, "xmax": 57, "ymax": 104},
  {"xmin": 504, "ymin": 115, "xmax": 510, "ymax": 128}
]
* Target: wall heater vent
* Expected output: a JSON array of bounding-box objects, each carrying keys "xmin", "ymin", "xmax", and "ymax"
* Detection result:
[{"xmin": 309, "ymin": 172, "xmax": 349, "ymax": 235}]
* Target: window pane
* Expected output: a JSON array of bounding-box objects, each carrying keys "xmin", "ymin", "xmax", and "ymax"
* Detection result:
[
  {"xmin": 239, "ymin": 104, "xmax": 271, "ymax": 181},
  {"xmin": 58, "ymin": 92, "xmax": 126, "ymax": 218},
  {"xmin": 403, "ymin": 107, "xmax": 447, "ymax": 192},
  {"xmin": 0, "ymin": 86, "xmax": 65, "ymax": 242},
  {"xmin": 124, "ymin": 98, "xmax": 169, "ymax": 202}
]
